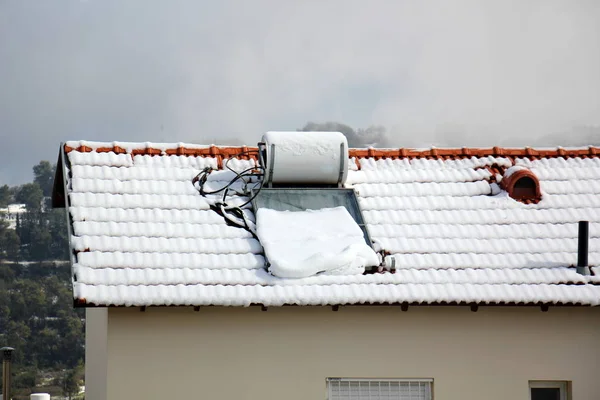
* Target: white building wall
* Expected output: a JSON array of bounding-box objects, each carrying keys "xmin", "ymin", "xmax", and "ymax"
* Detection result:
[{"xmin": 97, "ymin": 306, "xmax": 600, "ymax": 400}]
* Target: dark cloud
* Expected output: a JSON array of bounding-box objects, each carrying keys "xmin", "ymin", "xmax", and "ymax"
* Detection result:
[{"xmin": 1, "ymin": 1, "xmax": 599, "ymax": 185}]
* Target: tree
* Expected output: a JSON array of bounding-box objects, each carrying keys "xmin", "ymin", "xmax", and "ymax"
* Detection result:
[
  {"xmin": 15, "ymin": 183, "xmax": 44, "ymax": 211},
  {"xmin": 0, "ymin": 270, "xmax": 11, "ymax": 332},
  {"xmin": 0, "ymin": 219, "xmax": 20, "ymax": 261},
  {"xmin": 355, "ymin": 125, "xmax": 390, "ymax": 147},
  {"xmin": 4, "ymin": 320, "xmax": 31, "ymax": 365},
  {"xmin": 33, "ymin": 161, "xmax": 55, "ymax": 197},
  {"xmin": 299, "ymin": 121, "xmax": 391, "ymax": 148},
  {"xmin": 61, "ymin": 363, "xmax": 84, "ymax": 400},
  {"xmin": 1, "ymin": 228, "xmax": 20, "ymax": 260},
  {"xmin": 28, "ymin": 224, "xmax": 52, "ymax": 261},
  {"xmin": 48, "ymin": 208, "xmax": 69, "ymax": 260},
  {"xmin": 0, "ymin": 184, "xmax": 11, "ymax": 207}
]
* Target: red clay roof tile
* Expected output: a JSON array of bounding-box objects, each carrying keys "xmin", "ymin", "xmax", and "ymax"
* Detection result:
[{"xmin": 63, "ymin": 143, "xmax": 600, "ymax": 161}]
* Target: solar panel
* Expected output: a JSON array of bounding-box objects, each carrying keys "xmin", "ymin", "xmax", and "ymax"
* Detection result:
[{"xmin": 251, "ymin": 188, "xmax": 373, "ymax": 247}]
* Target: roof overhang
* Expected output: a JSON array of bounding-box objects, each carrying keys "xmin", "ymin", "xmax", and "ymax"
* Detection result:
[
  {"xmin": 74, "ymin": 300, "xmax": 596, "ymax": 309},
  {"xmin": 51, "ymin": 144, "xmax": 67, "ymax": 209}
]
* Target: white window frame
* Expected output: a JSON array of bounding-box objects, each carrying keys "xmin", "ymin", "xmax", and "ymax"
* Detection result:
[
  {"xmin": 529, "ymin": 381, "xmax": 568, "ymax": 400},
  {"xmin": 327, "ymin": 378, "xmax": 433, "ymax": 400}
]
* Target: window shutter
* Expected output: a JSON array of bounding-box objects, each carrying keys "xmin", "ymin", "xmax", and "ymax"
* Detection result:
[{"xmin": 328, "ymin": 379, "xmax": 433, "ymax": 400}]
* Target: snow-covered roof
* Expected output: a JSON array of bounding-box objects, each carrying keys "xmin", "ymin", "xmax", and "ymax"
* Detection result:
[{"xmin": 55, "ymin": 141, "xmax": 600, "ymax": 307}]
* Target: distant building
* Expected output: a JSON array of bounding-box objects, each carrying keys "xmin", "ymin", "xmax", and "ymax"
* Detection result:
[{"xmin": 0, "ymin": 203, "xmax": 26, "ymax": 229}]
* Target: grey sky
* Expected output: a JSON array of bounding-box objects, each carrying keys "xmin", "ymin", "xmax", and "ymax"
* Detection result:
[{"xmin": 1, "ymin": 1, "xmax": 599, "ymax": 185}]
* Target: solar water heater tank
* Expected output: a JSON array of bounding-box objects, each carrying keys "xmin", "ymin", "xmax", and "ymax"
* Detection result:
[{"xmin": 260, "ymin": 131, "xmax": 349, "ymax": 186}]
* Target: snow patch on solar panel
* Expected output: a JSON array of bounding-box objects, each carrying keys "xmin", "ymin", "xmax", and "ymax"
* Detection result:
[{"xmin": 256, "ymin": 206, "xmax": 380, "ymax": 278}]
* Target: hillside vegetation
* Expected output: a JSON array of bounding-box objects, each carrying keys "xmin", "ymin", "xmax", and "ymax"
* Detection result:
[{"xmin": 0, "ymin": 161, "xmax": 84, "ymax": 400}]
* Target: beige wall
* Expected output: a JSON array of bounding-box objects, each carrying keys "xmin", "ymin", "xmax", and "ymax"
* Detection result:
[
  {"xmin": 85, "ymin": 308, "xmax": 107, "ymax": 400},
  {"xmin": 95, "ymin": 306, "xmax": 600, "ymax": 400}
]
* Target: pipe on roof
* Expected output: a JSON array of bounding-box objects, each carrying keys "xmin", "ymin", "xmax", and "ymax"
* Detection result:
[
  {"xmin": 577, "ymin": 221, "xmax": 591, "ymax": 276},
  {"xmin": 2, "ymin": 347, "xmax": 14, "ymax": 400}
]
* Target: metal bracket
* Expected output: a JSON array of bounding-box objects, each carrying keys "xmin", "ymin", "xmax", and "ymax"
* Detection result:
[
  {"xmin": 337, "ymin": 142, "xmax": 346, "ymax": 187},
  {"xmin": 266, "ymin": 144, "xmax": 275, "ymax": 188}
]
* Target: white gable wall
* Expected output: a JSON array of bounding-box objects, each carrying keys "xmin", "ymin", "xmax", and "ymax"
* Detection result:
[{"xmin": 87, "ymin": 306, "xmax": 600, "ymax": 400}]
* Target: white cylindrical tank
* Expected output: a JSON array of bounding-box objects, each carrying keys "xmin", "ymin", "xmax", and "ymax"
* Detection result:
[
  {"xmin": 261, "ymin": 131, "xmax": 349, "ymax": 185},
  {"xmin": 30, "ymin": 394, "xmax": 51, "ymax": 400}
]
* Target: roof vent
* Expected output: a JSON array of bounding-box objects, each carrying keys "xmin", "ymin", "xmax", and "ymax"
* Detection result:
[
  {"xmin": 259, "ymin": 131, "xmax": 348, "ymax": 187},
  {"xmin": 577, "ymin": 221, "xmax": 590, "ymax": 275},
  {"xmin": 500, "ymin": 166, "xmax": 542, "ymax": 202}
]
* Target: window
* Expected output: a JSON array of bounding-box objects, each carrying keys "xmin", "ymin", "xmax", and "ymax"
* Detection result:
[
  {"xmin": 529, "ymin": 381, "xmax": 568, "ymax": 400},
  {"xmin": 327, "ymin": 378, "xmax": 433, "ymax": 400}
]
